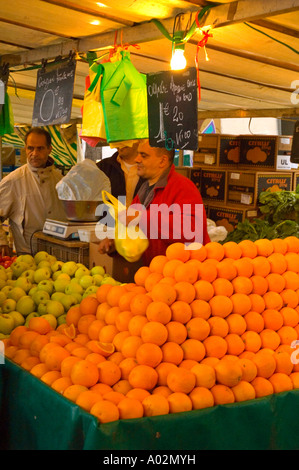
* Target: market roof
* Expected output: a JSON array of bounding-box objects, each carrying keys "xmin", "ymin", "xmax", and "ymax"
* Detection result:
[{"xmin": 1, "ymin": 0, "xmax": 299, "ymax": 125}]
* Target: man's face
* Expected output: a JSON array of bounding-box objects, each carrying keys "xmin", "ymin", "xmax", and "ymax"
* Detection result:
[
  {"xmin": 117, "ymin": 142, "xmax": 139, "ymax": 161},
  {"xmin": 26, "ymin": 133, "xmax": 52, "ymax": 168},
  {"xmin": 135, "ymin": 140, "xmax": 166, "ymax": 184}
]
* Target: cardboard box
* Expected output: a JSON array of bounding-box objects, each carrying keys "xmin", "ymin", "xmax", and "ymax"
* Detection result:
[
  {"xmin": 1, "ymin": 146, "xmax": 15, "ymax": 166},
  {"xmin": 276, "ymin": 154, "xmax": 298, "ymax": 171},
  {"xmin": 293, "ymin": 172, "xmax": 299, "ymax": 191},
  {"xmin": 189, "ymin": 168, "xmax": 201, "ymax": 191},
  {"xmin": 238, "ymin": 135, "xmax": 278, "ymax": 169},
  {"xmin": 256, "ymin": 172, "xmax": 293, "ymax": 204},
  {"xmin": 194, "ymin": 134, "xmax": 240, "ymax": 167},
  {"xmin": 208, "ymin": 204, "xmax": 258, "ymax": 233},
  {"xmin": 175, "ymin": 167, "xmax": 190, "ymax": 178},
  {"xmin": 218, "ymin": 136, "xmax": 240, "ymax": 166},
  {"xmin": 200, "ymin": 169, "xmax": 227, "ymax": 203},
  {"xmin": 227, "ymin": 171, "xmax": 256, "ymax": 206}
]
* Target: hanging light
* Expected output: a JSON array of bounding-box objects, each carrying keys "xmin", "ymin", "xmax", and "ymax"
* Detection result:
[{"xmin": 170, "ymin": 31, "xmax": 187, "ymax": 71}]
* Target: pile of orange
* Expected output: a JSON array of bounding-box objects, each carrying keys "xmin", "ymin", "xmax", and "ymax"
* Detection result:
[{"xmin": 4, "ymin": 237, "xmax": 299, "ymax": 424}]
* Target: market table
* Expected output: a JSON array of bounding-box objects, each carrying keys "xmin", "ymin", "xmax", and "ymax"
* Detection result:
[{"xmin": 1, "ymin": 359, "xmax": 299, "ymax": 450}]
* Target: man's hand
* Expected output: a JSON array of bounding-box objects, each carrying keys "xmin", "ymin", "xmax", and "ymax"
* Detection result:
[
  {"xmin": 0, "ymin": 245, "xmax": 11, "ymax": 257},
  {"xmin": 98, "ymin": 238, "xmax": 116, "ymax": 255}
]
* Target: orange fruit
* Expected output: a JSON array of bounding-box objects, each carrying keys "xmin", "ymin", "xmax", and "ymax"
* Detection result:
[
  {"xmin": 28, "ymin": 316, "xmax": 52, "ymax": 335},
  {"xmin": 225, "ymin": 333, "xmax": 245, "ymax": 356},
  {"xmin": 51, "ymin": 376, "xmax": 73, "ymax": 394},
  {"xmin": 146, "ymin": 301, "xmax": 172, "ymax": 324},
  {"xmin": 60, "ymin": 355, "xmax": 81, "ymax": 377},
  {"xmin": 189, "ymin": 243, "xmax": 207, "ymax": 261},
  {"xmin": 189, "ymin": 387, "xmax": 215, "ymax": 409},
  {"xmin": 66, "ymin": 305, "xmax": 82, "ymax": 327},
  {"xmin": 18, "ymin": 330, "xmax": 40, "ymax": 349},
  {"xmin": 167, "ymin": 392, "xmax": 193, "ymax": 414},
  {"xmin": 285, "ymin": 253, "xmax": 299, "ymax": 272},
  {"xmin": 259, "ymin": 329, "xmax": 281, "ymax": 350},
  {"xmin": 191, "ymin": 363, "xmax": 216, "ymax": 389},
  {"xmin": 121, "ymin": 335, "xmax": 143, "ymax": 358},
  {"xmin": 263, "ymin": 291, "xmax": 283, "ymax": 310},
  {"xmin": 203, "ymin": 335, "xmax": 228, "ymax": 359},
  {"xmin": 40, "ymin": 370, "xmax": 62, "ymax": 386},
  {"xmin": 77, "ymin": 314, "xmax": 96, "ymax": 335},
  {"xmin": 266, "ymin": 273, "xmax": 286, "ymax": 293},
  {"xmin": 238, "ymin": 239, "xmax": 258, "ymax": 259},
  {"xmin": 108, "ymin": 351, "xmax": 125, "ymax": 366},
  {"xmin": 222, "ymin": 241, "xmax": 242, "ymax": 260},
  {"xmin": 106, "ymin": 285, "xmax": 127, "ymax": 307},
  {"xmin": 104, "ymin": 306, "xmax": 120, "ymax": 325},
  {"xmin": 117, "ymin": 397, "xmax": 144, "ymax": 419},
  {"xmin": 90, "ymin": 399, "xmax": 119, "ymax": 423},
  {"xmin": 118, "ymin": 291, "xmax": 137, "ymax": 312},
  {"xmin": 250, "ymin": 275, "xmax": 269, "ymax": 296},
  {"xmin": 76, "ymin": 390, "xmax": 103, "ymax": 412},
  {"xmin": 215, "ymin": 358, "xmax": 243, "ymax": 387},
  {"xmin": 30, "ymin": 362, "xmax": 50, "ymax": 378},
  {"xmin": 166, "ymin": 242, "xmax": 190, "ymax": 262},
  {"xmin": 190, "ymin": 299, "xmax": 211, "ymax": 320},
  {"xmin": 251, "ymin": 377, "xmax": 274, "ymax": 397},
  {"xmin": 87, "ymin": 319, "xmax": 105, "ymax": 340},
  {"xmin": 70, "ymin": 359, "xmax": 99, "ymax": 387},
  {"xmin": 163, "ymin": 259, "xmax": 184, "ymax": 278},
  {"xmin": 226, "ymin": 314, "xmax": 247, "ymax": 335},
  {"xmin": 285, "ymin": 236, "xmax": 299, "ymax": 253},
  {"xmin": 186, "ymin": 317, "xmax": 210, "ymax": 341},
  {"xmin": 193, "ymin": 280, "xmax": 214, "ymax": 301},
  {"xmin": 130, "ymin": 293, "xmax": 152, "ymax": 316},
  {"xmin": 248, "ymin": 294, "xmax": 265, "ymax": 314},
  {"xmin": 173, "ymin": 281, "xmax": 196, "ymax": 303},
  {"xmin": 244, "ymin": 311, "xmax": 265, "ymax": 333},
  {"xmin": 271, "ymin": 238, "xmax": 288, "ymax": 254},
  {"xmin": 174, "ymin": 262, "xmax": 198, "ymax": 284},
  {"xmin": 170, "ymin": 301, "xmax": 192, "ymax": 324},
  {"xmin": 96, "ymin": 302, "xmax": 110, "ymax": 321},
  {"xmin": 126, "ymin": 388, "xmax": 151, "ymax": 402},
  {"xmin": 136, "ymin": 342, "xmax": 163, "ymax": 368},
  {"xmin": 277, "ymin": 325, "xmax": 298, "ymax": 345},
  {"xmin": 152, "ymin": 386, "xmax": 172, "ymax": 398},
  {"xmin": 134, "ymin": 266, "xmax": 151, "ymax": 286},
  {"xmin": 128, "ymin": 315, "xmax": 148, "ymax": 336},
  {"xmin": 86, "ymin": 340, "xmax": 115, "ymax": 357},
  {"xmin": 144, "ymin": 272, "xmax": 163, "ymax": 292},
  {"xmin": 241, "ymin": 331, "xmax": 262, "ymax": 353},
  {"xmin": 44, "ymin": 345, "xmax": 70, "ymax": 371},
  {"xmin": 290, "ymin": 372, "xmax": 299, "ymax": 389},
  {"xmin": 141, "ymin": 321, "xmax": 168, "ymax": 346},
  {"xmin": 155, "ymin": 362, "xmax": 178, "ymax": 386},
  {"xmin": 142, "ymin": 394, "xmax": 170, "ymax": 417},
  {"xmin": 254, "ymin": 239, "xmax": 274, "ymax": 257},
  {"xmin": 166, "ymin": 367, "xmax": 196, "ymax": 394},
  {"xmin": 29, "ymin": 334, "xmax": 49, "ymax": 358},
  {"xmin": 232, "ymin": 258, "xmax": 253, "ymax": 278},
  {"xmin": 90, "ymin": 383, "xmax": 113, "ymax": 395},
  {"xmin": 97, "ymin": 360, "xmax": 121, "ymax": 386},
  {"xmin": 115, "ymin": 310, "xmax": 134, "ymax": 332},
  {"xmin": 205, "ymin": 241, "xmax": 225, "ymax": 261},
  {"xmin": 165, "ymin": 321, "xmax": 187, "ymax": 344},
  {"xmin": 102, "ymin": 390, "xmax": 125, "ymax": 405},
  {"xmin": 98, "ymin": 324, "xmax": 118, "ymax": 343},
  {"xmin": 209, "ymin": 295, "xmax": 233, "ymax": 318},
  {"xmin": 230, "ymin": 293, "xmax": 252, "ymax": 316},
  {"xmin": 198, "ymin": 261, "xmax": 218, "ymax": 283},
  {"xmin": 128, "ymin": 364, "xmax": 158, "ymax": 390},
  {"xmin": 161, "ymin": 342, "xmax": 184, "ymax": 365},
  {"xmin": 207, "ymin": 316, "xmax": 229, "ymax": 337},
  {"xmin": 232, "ymin": 276, "xmax": 253, "ymax": 295},
  {"xmin": 262, "ymin": 309, "xmax": 284, "ymax": 331},
  {"xmin": 96, "ymin": 284, "xmax": 113, "ymax": 303},
  {"xmin": 252, "ymin": 256, "xmax": 271, "ymax": 277},
  {"xmin": 21, "ymin": 356, "xmax": 41, "ymax": 371},
  {"xmin": 9, "ymin": 325, "xmax": 29, "ymax": 347},
  {"xmin": 232, "ymin": 381, "xmax": 256, "ymax": 402},
  {"xmin": 281, "ymin": 307, "xmax": 299, "ymax": 327},
  {"xmin": 113, "ymin": 331, "xmax": 130, "ymax": 352},
  {"xmin": 216, "ymin": 259, "xmax": 238, "ymax": 281},
  {"xmin": 280, "ymin": 289, "xmax": 299, "ymax": 309},
  {"xmin": 181, "ymin": 338, "xmax": 206, "ymax": 362},
  {"xmin": 237, "ymin": 358, "xmax": 257, "ymax": 382},
  {"xmin": 253, "ymin": 350, "xmax": 277, "ymax": 378},
  {"xmin": 63, "ymin": 384, "xmax": 88, "ymax": 402},
  {"xmin": 267, "ymin": 252, "xmax": 288, "ymax": 274},
  {"xmin": 74, "ymin": 333, "xmax": 89, "ymax": 346},
  {"xmin": 79, "ymin": 296, "xmax": 99, "ymax": 315},
  {"xmin": 210, "ymin": 384, "xmax": 235, "ymax": 405},
  {"xmin": 273, "ymin": 351, "xmax": 293, "ymax": 375},
  {"xmin": 149, "ymin": 254, "xmax": 168, "ymax": 274},
  {"xmin": 269, "ymin": 373, "xmax": 293, "ymax": 393},
  {"xmin": 212, "ymin": 278, "xmax": 234, "ymax": 297}
]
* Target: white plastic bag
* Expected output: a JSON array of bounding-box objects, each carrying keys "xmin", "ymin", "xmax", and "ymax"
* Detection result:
[
  {"xmin": 56, "ymin": 159, "xmax": 111, "ymax": 201},
  {"xmin": 207, "ymin": 218, "xmax": 228, "ymax": 242}
]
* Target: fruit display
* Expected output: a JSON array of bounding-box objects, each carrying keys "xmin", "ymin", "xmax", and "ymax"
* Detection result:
[
  {"xmin": 3, "ymin": 238, "xmax": 299, "ymax": 425},
  {"xmin": 0, "ymin": 251, "xmax": 120, "ymax": 339}
]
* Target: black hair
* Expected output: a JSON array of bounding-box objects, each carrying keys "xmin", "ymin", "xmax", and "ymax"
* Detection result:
[{"xmin": 25, "ymin": 127, "xmax": 52, "ymax": 147}]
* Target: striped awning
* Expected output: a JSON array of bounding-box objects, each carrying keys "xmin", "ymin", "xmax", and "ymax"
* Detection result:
[{"xmin": 1, "ymin": 125, "xmax": 77, "ymax": 166}]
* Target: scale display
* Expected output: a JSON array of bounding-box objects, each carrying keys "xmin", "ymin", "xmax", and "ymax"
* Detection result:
[{"xmin": 43, "ymin": 219, "xmax": 97, "ymax": 240}]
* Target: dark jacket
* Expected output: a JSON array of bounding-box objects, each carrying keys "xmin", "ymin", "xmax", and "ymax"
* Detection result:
[{"xmin": 97, "ymin": 151, "xmax": 144, "ymax": 200}]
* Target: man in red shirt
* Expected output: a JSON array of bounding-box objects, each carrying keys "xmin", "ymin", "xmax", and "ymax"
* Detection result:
[{"xmin": 98, "ymin": 139, "xmax": 210, "ymax": 266}]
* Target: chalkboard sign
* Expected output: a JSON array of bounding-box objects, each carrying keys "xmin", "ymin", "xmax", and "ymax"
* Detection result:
[
  {"xmin": 291, "ymin": 121, "xmax": 299, "ymax": 164},
  {"xmin": 147, "ymin": 67, "xmax": 198, "ymax": 150},
  {"xmin": 32, "ymin": 61, "xmax": 76, "ymax": 127}
]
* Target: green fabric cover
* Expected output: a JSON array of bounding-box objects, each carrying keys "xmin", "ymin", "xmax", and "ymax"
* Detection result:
[{"xmin": 1, "ymin": 358, "xmax": 299, "ymax": 450}]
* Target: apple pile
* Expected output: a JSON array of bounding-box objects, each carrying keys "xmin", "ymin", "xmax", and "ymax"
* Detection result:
[
  {"xmin": 0, "ymin": 254, "xmax": 17, "ymax": 269},
  {"xmin": 0, "ymin": 251, "xmax": 120, "ymax": 339}
]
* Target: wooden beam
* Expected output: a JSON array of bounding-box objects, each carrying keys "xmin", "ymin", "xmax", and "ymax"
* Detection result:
[
  {"xmin": 0, "ymin": 16, "xmax": 74, "ymax": 39},
  {"xmin": 198, "ymin": 107, "xmax": 299, "ymax": 119},
  {"xmin": 250, "ymin": 19, "xmax": 299, "ymax": 39}
]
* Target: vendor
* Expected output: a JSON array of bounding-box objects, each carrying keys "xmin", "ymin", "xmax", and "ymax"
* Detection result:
[
  {"xmin": 0, "ymin": 127, "xmax": 66, "ymax": 256},
  {"xmin": 98, "ymin": 139, "xmax": 210, "ymax": 266}
]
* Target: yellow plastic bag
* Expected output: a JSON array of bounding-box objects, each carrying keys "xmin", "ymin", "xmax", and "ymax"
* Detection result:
[
  {"xmin": 81, "ymin": 65, "xmax": 106, "ymax": 140},
  {"xmin": 102, "ymin": 190, "xmax": 149, "ymax": 263}
]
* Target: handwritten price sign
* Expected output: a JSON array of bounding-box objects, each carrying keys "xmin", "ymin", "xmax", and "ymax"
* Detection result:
[{"xmin": 147, "ymin": 68, "xmax": 198, "ymax": 151}]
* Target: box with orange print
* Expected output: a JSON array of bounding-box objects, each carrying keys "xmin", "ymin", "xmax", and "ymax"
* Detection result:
[
  {"xmin": 200, "ymin": 169, "xmax": 227, "ymax": 203},
  {"xmin": 194, "ymin": 134, "xmax": 240, "ymax": 167},
  {"xmin": 238, "ymin": 136, "xmax": 293, "ymax": 170},
  {"xmin": 207, "ymin": 204, "xmax": 258, "ymax": 233}
]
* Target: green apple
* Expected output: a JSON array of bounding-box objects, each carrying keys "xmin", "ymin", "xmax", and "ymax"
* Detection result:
[
  {"xmin": 90, "ymin": 265, "xmax": 105, "ymax": 277},
  {"xmin": 0, "ymin": 291, "xmax": 7, "ymax": 306},
  {"xmin": 79, "ymin": 275, "xmax": 95, "ymax": 290},
  {"xmin": 16, "ymin": 295, "xmax": 36, "ymax": 316},
  {"xmin": 40, "ymin": 314, "xmax": 57, "ymax": 330},
  {"xmin": 61, "ymin": 261, "xmax": 78, "ymax": 277},
  {"xmin": 70, "ymin": 293, "xmax": 82, "ymax": 304},
  {"xmin": 28, "ymin": 286, "xmax": 38, "ymax": 297},
  {"xmin": 65, "ymin": 281, "xmax": 84, "ymax": 296},
  {"xmin": 57, "ymin": 314, "xmax": 67, "ymax": 326},
  {"xmin": 34, "ymin": 251, "xmax": 50, "ymax": 265},
  {"xmin": 14, "ymin": 276, "xmax": 33, "ymax": 293},
  {"xmin": 11, "ymin": 261, "xmax": 30, "ymax": 278},
  {"xmin": 51, "ymin": 260, "xmax": 64, "ymax": 274},
  {"xmin": 48, "ymin": 255, "xmax": 57, "ymax": 265},
  {"xmin": 0, "ymin": 279, "xmax": 6, "ymax": 290},
  {"xmin": 46, "ymin": 300, "xmax": 65, "ymax": 318},
  {"xmin": 0, "ymin": 313, "xmax": 15, "ymax": 335},
  {"xmin": 74, "ymin": 266, "xmax": 90, "ymax": 279},
  {"xmin": 0, "ymin": 270, "xmax": 8, "ymax": 282},
  {"xmin": 37, "ymin": 260, "xmax": 52, "ymax": 270},
  {"xmin": 2, "ymin": 298, "xmax": 17, "ymax": 313},
  {"xmin": 100, "ymin": 276, "xmax": 119, "ymax": 286},
  {"xmin": 37, "ymin": 301, "xmax": 49, "ymax": 316},
  {"xmin": 7, "ymin": 287, "xmax": 27, "ymax": 302},
  {"xmin": 9, "ymin": 310, "xmax": 25, "ymax": 327},
  {"xmin": 34, "ymin": 267, "xmax": 51, "ymax": 284},
  {"xmin": 5, "ymin": 268, "xmax": 13, "ymax": 280},
  {"xmin": 92, "ymin": 274, "xmax": 104, "ymax": 286},
  {"xmin": 83, "ymin": 286, "xmax": 98, "ymax": 297},
  {"xmin": 37, "ymin": 279, "xmax": 54, "ymax": 295},
  {"xmin": 20, "ymin": 269, "xmax": 36, "ymax": 284},
  {"xmin": 51, "ymin": 292, "xmax": 66, "ymax": 303},
  {"xmin": 60, "ymin": 294, "xmax": 77, "ymax": 312},
  {"xmin": 25, "ymin": 312, "xmax": 40, "ymax": 327},
  {"xmin": 32, "ymin": 290, "xmax": 50, "ymax": 305},
  {"xmin": 54, "ymin": 278, "xmax": 71, "ymax": 293},
  {"xmin": 0, "ymin": 333, "xmax": 10, "ymax": 340},
  {"xmin": 17, "ymin": 254, "xmax": 35, "ymax": 265}
]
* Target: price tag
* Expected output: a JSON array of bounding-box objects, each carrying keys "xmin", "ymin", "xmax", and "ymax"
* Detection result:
[
  {"xmin": 240, "ymin": 193, "xmax": 252, "ymax": 205},
  {"xmin": 204, "ymin": 154, "xmax": 215, "ymax": 165},
  {"xmin": 230, "ymin": 173, "xmax": 240, "ymax": 180}
]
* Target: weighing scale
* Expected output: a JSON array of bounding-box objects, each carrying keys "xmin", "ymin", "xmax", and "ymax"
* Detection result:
[{"xmin": 43, "ymin": 219, "xmax": 98, "ymax": 240}]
